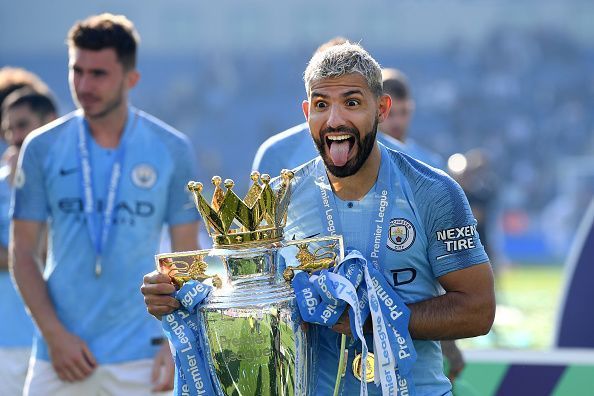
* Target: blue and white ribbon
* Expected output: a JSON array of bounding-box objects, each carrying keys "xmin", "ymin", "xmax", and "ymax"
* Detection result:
[
  {"xmin": 161, "ymin": 281, "xmax": 220, "ymax": 396},
  {"xmin": 77, "ymin": 110, "xmax": 137, "ymax": 276},
  {"xmin": 293, "ymin": 251, "xmax": 370, "ymax": 396}
]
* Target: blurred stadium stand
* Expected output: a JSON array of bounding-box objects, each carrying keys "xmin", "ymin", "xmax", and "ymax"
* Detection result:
[{"xmin": 2, "ymin": 0, "xmax": 593, "ymax": 264}]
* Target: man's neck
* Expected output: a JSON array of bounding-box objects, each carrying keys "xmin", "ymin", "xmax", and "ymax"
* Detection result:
[
  {"xmin": 327, "ymin": 143, "xmax": 382, "ymax": 201},
  {"xmin": 85, "ymin": 104, "xmax": 128, "ymax": 148}
]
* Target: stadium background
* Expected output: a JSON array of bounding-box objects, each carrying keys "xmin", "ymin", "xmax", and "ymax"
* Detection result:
[{"xmin": 2, "ymin": 1, "xmax": 594, "ymax": 394}]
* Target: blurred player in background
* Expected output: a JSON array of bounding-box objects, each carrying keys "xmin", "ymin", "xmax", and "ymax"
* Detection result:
[
  {"xmin": 11, "ymin": 13, "xmax": 200, "ymax": 396},
  {"xmin": 0, "ymin": 87, "xmax": 57, "ymax": 396}
]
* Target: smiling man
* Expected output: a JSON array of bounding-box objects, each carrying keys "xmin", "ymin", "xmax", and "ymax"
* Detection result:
[
  {"xmin": 142, "ymin": 42, "xmax": 495, "ymax": 395},
  {"xmin": 11, "ymin": 14, "xmax": 200, "ymax": 396}
]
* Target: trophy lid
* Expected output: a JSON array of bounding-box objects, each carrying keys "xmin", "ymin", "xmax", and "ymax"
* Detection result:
[{"xmin": 187, "ymin": 170, "xmax": 294, "ymax": 248}]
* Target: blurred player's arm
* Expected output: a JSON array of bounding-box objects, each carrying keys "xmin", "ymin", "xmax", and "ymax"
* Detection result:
[
  {"xmin": 169, "ymin": 221, "xmax": 200, "ymax": 252},
  {"xmin": 10, "ymin": 219, "xmax": 97, "ymax": 382},
  {"xmin": 408, "ymin": 262, "xmax": 495, "ymax": 340}
]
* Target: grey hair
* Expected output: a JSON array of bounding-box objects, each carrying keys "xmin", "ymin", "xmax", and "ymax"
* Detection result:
[{"xmin": 303, "ymin": 41, "xmax": 383, "ymax": 98}]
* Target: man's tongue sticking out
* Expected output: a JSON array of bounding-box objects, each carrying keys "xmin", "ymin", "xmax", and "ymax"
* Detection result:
[{"xmin": 329, "ymin": 140, "xmax": 350, "ymax": 167}]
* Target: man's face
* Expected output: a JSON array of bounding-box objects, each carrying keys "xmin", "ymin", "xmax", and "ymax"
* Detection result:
[
  {"xmin": 303, "ymin": 73, "xmax": 391, "ymax": 178},
  {"xmin": 379, "ymin": 98, "xmax": 413, "ymax": 142},
  {"xmin": 69, "ymin": 47, "xmax": 137, "ymax": 120},
  {"xmin": 3, "ymin": 104, "xmax": 50, "ymax": 147}
]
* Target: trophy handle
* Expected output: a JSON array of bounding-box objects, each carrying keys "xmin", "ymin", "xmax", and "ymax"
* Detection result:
[{"xmin": 155, "ymin": 248, "xmax": 222, "ymax": 289}]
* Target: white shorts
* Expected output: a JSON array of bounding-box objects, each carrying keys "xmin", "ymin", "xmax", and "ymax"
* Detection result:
[
  {"xmin": 0, "ymin": 348, "xmax": 31, "ymax": 396},
  {"xmin": 24, "ymin": 358, "xmax": 172, "ymax": 396}
]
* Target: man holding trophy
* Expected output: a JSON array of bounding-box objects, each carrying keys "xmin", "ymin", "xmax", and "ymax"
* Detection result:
[{"xmin": 143, "ymin": 42, "xmax": 495, "ymax": 395}]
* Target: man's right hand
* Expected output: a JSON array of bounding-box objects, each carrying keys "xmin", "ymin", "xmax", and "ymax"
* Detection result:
[
  {"xmin": 46, "ymin": 329, "xmax": 97, "ymax": 382},
  {"xmin": 141, "ymin": 271, "xmax": 180, "ymax": 319}
]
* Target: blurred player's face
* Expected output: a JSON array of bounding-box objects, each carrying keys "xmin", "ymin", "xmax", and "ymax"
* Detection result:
[
  {"xmin": 303, "ymin": 73, "xmax": 391, "ymax": 178},
  {"xmin": 69, "ymin": 47, "xmax": 139, "ymax": 120},
  {"xmin": 379, "ymin": 98, "xmax": 413, "ymax": 142},
  {"xmin": 3, "ymin": 104, "xmax": 53, "ymax": 148}
]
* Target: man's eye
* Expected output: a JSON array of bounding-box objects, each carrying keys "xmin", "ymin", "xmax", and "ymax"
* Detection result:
[
  {"xmin": 346, "ymin": 99, "xmax": 359, "ymax": 106},
  {"xmin": 315, "ymin": 102, "xmax": 327, "ymax": 109}
]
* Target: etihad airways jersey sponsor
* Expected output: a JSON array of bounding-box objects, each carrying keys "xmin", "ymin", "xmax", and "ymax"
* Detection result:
[
  {"xmin": 279, "ymin": 144, "xmax": 488, "ymax": 395},
  {"xmin": 12, "ymin": 107, "xmax": 200, "ymax": 364}
]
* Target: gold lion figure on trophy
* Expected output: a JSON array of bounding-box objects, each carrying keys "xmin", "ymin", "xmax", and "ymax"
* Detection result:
[
  {"xmin": 283, "ymin": 241, "xmax": 338, "ymax": 281},
  {"xmin": 159, "ymin": 255, "xmax": 222, "ymax": 288}
]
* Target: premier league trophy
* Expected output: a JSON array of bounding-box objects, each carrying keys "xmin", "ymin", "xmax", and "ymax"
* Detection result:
[{"xmin": 156, "ymin": 170, "xmax": 344, "ymax": 395}]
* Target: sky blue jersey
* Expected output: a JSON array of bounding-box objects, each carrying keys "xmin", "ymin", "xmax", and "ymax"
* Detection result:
[
  {"xmin": 280, "ymin": 144, "xmax": 488, "ymax": 395},
  {"xmin": 252, "ymin": 122, "xmax": 407, "ymax": 176},
  {"xmin": 0, "ymin": 168, "xmax": 34, "ymax": 347},
  {"xmin": 12, "ymin": 107, "xmax": 200, "ymax": 364}
]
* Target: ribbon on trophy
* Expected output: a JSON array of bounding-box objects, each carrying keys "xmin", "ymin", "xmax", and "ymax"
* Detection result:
[
  {"xmin": 292, "ymin": 250, "xmax": 370, "ymax": 396},
  {"xmin": 161, "ymin": 281, "xmax": 220, "ymax": 396},
  {"xmin": 293, "ymin": 251, "xmax": 417, "ymax": 395}
]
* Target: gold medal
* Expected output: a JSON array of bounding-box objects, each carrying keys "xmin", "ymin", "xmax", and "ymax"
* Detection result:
[{"xmin": 352, "ymin": 352, "xmax": 375, "ymax": 383}]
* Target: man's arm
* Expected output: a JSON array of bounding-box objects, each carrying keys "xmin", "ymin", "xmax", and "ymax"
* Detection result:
[
  {"xmin": 149, "ymin": 220, "xmax": 200, "ymax": 392},
  {"xmin": 10, "ymin": 219, "xmax": 96, "ymax": 382},
  {"xmin": 408, "ymin": 262, "xmax": 495, "ymax": 339},
  {"xmin": 332, "ymin": 262, "xmax": 495, "ymax": 339},
  {"xmin": 170, "ymin": 221, "xmax": 200, "ymax": 252}
]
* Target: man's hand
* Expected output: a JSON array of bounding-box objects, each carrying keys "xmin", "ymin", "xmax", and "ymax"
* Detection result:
[
  {"xmin": 331, "ymin": 308, "xmax": 352, "ymax": 336},
  {"xmin": 46, "ymin": 329, "xmax": 97, "ymax": 382},
  {"xmin": 151, "ymin": 343, "xmax": 175, "ymax": 392},
  {"xmin": 441, "ymin": 340, "xmax": 465, "ymax": 383},
  {"xmin": 141, "ymin": 271, "xmax": 179, "ymax": 320}
]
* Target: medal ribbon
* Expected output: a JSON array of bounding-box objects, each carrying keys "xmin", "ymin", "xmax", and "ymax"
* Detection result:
[
  {"xmin": 77, "ymin": 109, "xmax": 137, "ymax": 276},
  {"xmin": 310, "ymin": 145, "xmax": 416, "ymax": 395}
]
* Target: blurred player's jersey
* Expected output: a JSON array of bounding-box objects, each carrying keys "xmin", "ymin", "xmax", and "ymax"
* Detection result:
[
  {"xmin": 402, "ymin": 137, "xmax": 445, "ymax": 170},
  {"xmin": 252, "ymin": 122, "xmax": 407, "ymax": 175},
  {"xmin": 13, "ymin": 107, "xmax": 200, "ymax": 364},
  {"xmin": 0, "ymin": 169, "xmax": 34, "ymax": 347},
  {"xmin": 281, "ymin": 144, "xmax": 488, "ymax": 395}
]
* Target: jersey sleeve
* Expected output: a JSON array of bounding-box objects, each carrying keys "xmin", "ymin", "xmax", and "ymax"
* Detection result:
[
  {"xmin": 252, "ymin": 142, "xmax": 283, "ymax": 176},
  {"xmin": 425, "ymin": 175, "xmax": 489, "ymax": 277},
  {"xmin": 11, "ymin": 138, "xmax": 49, "ymax": 222},
  {"xmin": 165, "ymin": 137, "xmax": 201, "ymax": 225}
]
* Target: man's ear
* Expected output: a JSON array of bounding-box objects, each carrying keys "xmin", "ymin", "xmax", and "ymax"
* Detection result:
[
  {"xmin": 378, "ymin": 94, "xmax": 392, "ymax": 123},
  {"xmin": 302, "ymin": 100, "xmax": 310, "ymax": 121},
  {"xmin": 126, "ymin": 69, "xmax": 140, "ymax": 89}
]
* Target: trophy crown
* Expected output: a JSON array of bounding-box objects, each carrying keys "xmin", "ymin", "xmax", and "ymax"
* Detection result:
[{"xmin": 188, "ymin": 169, "xmax": 294, "ymax": 247}]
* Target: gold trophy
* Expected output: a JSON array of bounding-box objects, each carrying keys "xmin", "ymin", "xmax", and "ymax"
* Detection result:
[{"xmin": 157, "ymin": 170, "xmax": 344, "ymax": 395}]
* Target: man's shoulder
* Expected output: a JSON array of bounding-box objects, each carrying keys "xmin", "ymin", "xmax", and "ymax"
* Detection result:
[
  {"xmin": 259, "ymin": 122, "xmax": 310, "ymax": 152},
  {"xmin": 22, "ymin": 111, "xmax": 79, "ymax": 153},
  {"xmin": 386, "ymin": 148, "xmax": 451, "ymax": 187},
  {"xmin": 134, "ymin": 109, "xmax": 192, "ymax": 151},
  {"xmin": 134, "ymin": 109, "xmax": 188, "ymax": 141}
]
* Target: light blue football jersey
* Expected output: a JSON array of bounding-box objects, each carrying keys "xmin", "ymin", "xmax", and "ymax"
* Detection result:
[
  {"xmin": 401, "ymin": 137, "xmax": 445, "ymax": 170},
  {"xmin": 12, "ymin": 107, "xmax": 200, "ymax": 364},
  {"xmin": 281, "ymin": 144, "xmax": 488, "ymax": 395},
  {"xmin": 252, "ymin": 122, "xmax": 407, "ymax": 175},
  {"xmin": 0, "ymin": 168, "xmax": 34, "ymax": 347}
]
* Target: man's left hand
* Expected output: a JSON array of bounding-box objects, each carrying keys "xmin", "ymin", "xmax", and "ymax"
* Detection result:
[{"xmin": 151, "ymin": 343, "xmax": 175, "ymax": 392}]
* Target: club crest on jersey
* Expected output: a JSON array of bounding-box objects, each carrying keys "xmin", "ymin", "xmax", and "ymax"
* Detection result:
[
  {"xmin": 131, "ymin": 164, "xmax": 157, "ymax": 189},
  {"xmin": 387, "ymin": 218, "xmax": 416, "ymax": 252}
]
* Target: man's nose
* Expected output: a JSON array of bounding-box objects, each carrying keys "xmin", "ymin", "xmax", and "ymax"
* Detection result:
[{"xmin": 326, "ymin": 105, "xmax": 346, "ymax": 129}]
